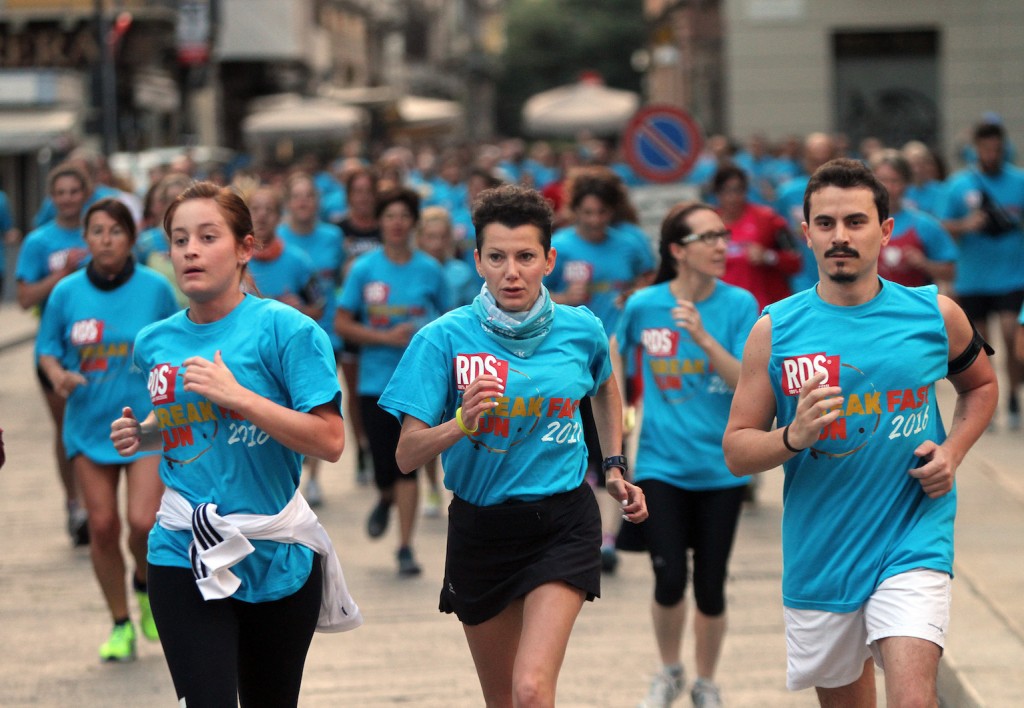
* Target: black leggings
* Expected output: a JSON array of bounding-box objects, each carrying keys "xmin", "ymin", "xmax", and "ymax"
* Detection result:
[
  {"xmin": 640, "ymin": 480, "xmax": 745, "ymax": 615},
  {"xmin": 148, "ymin": 558, "xmax": 322, "ymax": 708},
  {"xmin": 360, "ymin": 394, "xmax": 418, "ymax": 490}
]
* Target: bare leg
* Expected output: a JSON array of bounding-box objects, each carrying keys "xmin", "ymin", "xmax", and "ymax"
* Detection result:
[
  {"xmin": 815, "ymin": 658, "xmax": 876, "ymax": 708},
  {"xmin": 464, "ymin": 599, "xmax": 523, "ymax": 708},
  {"xmin": 693, "ymin": 609, "xmax": 726, "ymax": 680},
  {"xmin": 125, "ymin": 456, "xmax": 163, "ymax": 586},
  {"xmin": 394, "ymin": 477, "xmax": 419, "ymax": 549},
  {"xmin": 651, "ymin": 599, "xmax": 685, "ymax": 665},
  {"xmin": 877, "ymin": 636, "xmax": 940, "ymax": 707},
  {"xmin": 76, "ymin": 458, "xmax": 128, "ymax": 620},
  {"xmin": 512, "ymin": 582, "xmax": 585, "ymax": 707},
  {"xmin": 41, "ymin": 387, "xmax": 75, "ymax": 506}
]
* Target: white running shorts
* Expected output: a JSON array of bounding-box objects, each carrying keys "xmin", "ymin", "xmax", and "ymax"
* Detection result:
[{"xmin": 784, "ymin": 569, "xmax": 951, "ymax": 691}]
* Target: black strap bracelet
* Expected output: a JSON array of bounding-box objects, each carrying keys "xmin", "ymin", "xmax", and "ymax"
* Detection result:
[{"xmin": 782, "ymin": 424, "xmax": 805, "ymax": 454}]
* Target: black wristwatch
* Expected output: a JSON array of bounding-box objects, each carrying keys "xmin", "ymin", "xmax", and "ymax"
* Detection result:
[{"xmin": 602, "ymin": 455, "xmax": 628, "ymax": 475}]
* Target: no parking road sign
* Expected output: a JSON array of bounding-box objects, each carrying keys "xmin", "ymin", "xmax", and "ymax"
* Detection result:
[{"xmin": 622, "ymin": 105, "xmax": 704, "ymax": 183}]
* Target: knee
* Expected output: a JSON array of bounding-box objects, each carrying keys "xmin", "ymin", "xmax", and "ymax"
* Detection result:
[
  {"xmin": 513, "ymin": 672, "xmax": 554, "ymax": 708},
  {"xmin": 653, "ymin": 563, "xmax": 687, "ymax": 607},
  {"xmin": 89, "ymin": 513, "xmax": 121, "ymax": 550},
  {"xmin": 126, "ymin": 511, "xmax": 157, "ymax": 540}
]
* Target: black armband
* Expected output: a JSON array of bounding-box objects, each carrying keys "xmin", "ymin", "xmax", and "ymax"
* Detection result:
[{"xmin": 947, "ymin": 323, "xmax": 994, "ymax": 376}]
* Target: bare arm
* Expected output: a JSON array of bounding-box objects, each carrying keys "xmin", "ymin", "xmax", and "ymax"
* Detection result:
[
  {"xmin": 723, "ymin": 316, "xmax": 844, "ymax": 476},
  {"xmin": 181, "ymin": 351, "xmax": 345, "ymax": 461},
  {"xmin": 37, "ymin": 354, "xmax": 86, "ymax": 398},
  {"xmin": 589, "ymin": 371, "xmax": 647, "ymax": 522},
  {"xmin": 111, "ymin": 407, "xmax": 163, "ymax": 456},
  {"xmin": 908, "ymin": 295, "xmax": 998, "ymax": 498},
  {"xmin": 394, "ymin": 373, "xmax": 504, "ymax": 473},
  {"xmin": 334, "ymin": 307, "xmax": 414, "ymax": 347},
  {"xmin": 672, "ymin": 299, "xmax": 742, "ymax": 388}
]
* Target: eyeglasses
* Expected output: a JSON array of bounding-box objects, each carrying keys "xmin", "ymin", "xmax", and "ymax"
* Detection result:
[{"xmin": 680, "ymin": 229, "xmax": 731, "ymax": 246}]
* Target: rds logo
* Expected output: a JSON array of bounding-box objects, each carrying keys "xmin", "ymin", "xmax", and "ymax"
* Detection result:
[{"xmin": 147, "ymin": 363, "xmax": 179, "ymax": 405}]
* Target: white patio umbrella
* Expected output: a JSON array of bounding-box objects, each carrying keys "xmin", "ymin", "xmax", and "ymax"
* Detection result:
[{"xmin": 521, "ymin": 75, "xmax": 639, "ymax": 137}]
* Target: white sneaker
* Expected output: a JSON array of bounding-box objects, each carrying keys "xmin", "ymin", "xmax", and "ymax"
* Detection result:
[
  {"xmin": 690, "ymin": 678, "xmax": 722, "ymax": 708},
  {"xmin": 305, "ymin": 478, "xmax": 323, "ymax": 508},
  {"xmin": 638, "ymin": 666, "xmax": 684, "ymax": 708}
]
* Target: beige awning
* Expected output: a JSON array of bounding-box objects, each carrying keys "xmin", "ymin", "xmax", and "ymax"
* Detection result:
[
  {"xmin": 241, "ymin": 94, "xmax": 368, "ymax": 141},
  {"xmin": 396, "ymin": 96, "xmax": 463, "ymax": 129},
  {"xmin": 0, "ymin": 109, "xmax": 79, "ymax": 155},
  {"xmin": 522, "ymin": 80, "xmax": 639, "ymax": 137}
]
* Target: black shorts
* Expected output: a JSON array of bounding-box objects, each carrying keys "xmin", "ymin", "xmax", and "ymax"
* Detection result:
[
  {"xmin": 440, "ymin": 482, "xmax": 601, "ymax": 626},
  {"xmin": 958, "ymin": 289, "xmax": 1024, "ymax": 323},
  {"xmin": 360, "ymin": 395, "xmax": 417, "ymax": 488}
]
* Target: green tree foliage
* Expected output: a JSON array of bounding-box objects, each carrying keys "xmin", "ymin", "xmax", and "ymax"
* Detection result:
[{"xmin": 497, "ymin": 0, "xmax": 646, "ymax": 137}]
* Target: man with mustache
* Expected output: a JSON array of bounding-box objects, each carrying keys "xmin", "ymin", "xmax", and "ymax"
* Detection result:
[{"xmin": 722, "ymin": 158, "xmax": 998, "ymax": 706}]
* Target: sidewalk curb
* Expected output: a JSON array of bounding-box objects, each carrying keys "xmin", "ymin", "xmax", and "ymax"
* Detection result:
[{"xmin": 939, "ymin": 654, "xmax": 985, "ymax": 708}]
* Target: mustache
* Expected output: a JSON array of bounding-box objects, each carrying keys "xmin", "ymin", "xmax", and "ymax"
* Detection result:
[{"xmin": 824, "ymin": 246, "xmax": 860, "ymax": 258}]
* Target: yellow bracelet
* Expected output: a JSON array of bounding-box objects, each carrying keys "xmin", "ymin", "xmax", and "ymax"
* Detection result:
[{"xmin": 455, "ymin": 407, "xmax": 479, "ymax": 436}]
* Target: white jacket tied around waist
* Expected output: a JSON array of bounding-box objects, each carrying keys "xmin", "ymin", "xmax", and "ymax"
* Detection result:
[{"xmin": 157, "ymin": 487, "xmax": 363, "ymax": 633}]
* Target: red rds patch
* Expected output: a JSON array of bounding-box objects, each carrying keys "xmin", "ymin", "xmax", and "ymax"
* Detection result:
[
  {"xmin": 640, "ymin": 328, "xmax": 679, "ymax": 357},
  {"xmin": 453, "ymin": 353, "xmax": 509, "ymax": 391},
  {"xmin": 70, "ymin": 319, "xmax": 104, "ymax": 346},
  {"xmin": 781, "ymin": 353, "xmax": 840, "ymax": 396},
  {"xmin": 148, "ymin": 363, "xmax": 179, "ymax": 405},
  {"xmin": 363, "ymin": 281, "xmax": 390, "ymax": 305},
  {"xmin": 563, "ymin": 261, "xmax": 593, "ymax": 284}
]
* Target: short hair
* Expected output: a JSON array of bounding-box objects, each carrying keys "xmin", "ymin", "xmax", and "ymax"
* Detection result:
[
  {"xmin": 973, "ymin": 121, "xmax": 1005, "ymax": 143},
  {"xmin": 420, "ymin": 205, "xmax": 452, "ymax": 231},
  {"xmin": 869, "ymin": 149, "xmax": 912, "ymax": 184},
  {"xmin": 472, "ymin": 184, "xmax": 553, "ymax": 254},
  {"xmin": 803, "ymin": 158, "xmax": 889, "ymax": 224},
  {"xmin": 712, "ymin": 163, "xmax": 749, "ymax": 193},
  {"xmin": 343, "ymin": 165, "xmax": 378, "ymax": 196},
  {"xmin": 84, "ymin": 198, "xmax": 137, "ymax": 244},
  {"xmin": 47, "ymin": 162, "xmax": 91, "ymax": 196},
  {"xmin": 375, "ymin": 186, "xmax": 421, "ymax": 223},
  {"xmin": 568, "ymin": 169, "xmax": 621, "ymax": 211}
]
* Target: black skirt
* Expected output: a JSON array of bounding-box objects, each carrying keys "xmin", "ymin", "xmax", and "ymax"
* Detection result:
[{"xmin": 440, "ymin": 482, "xmax": 602, "ymax": 626}]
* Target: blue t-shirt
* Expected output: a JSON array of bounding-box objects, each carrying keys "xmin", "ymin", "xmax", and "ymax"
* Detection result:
[
  {"xmin": 337, "ymin": 249, "xmax": 449, "ymax": 396},
  {"xmin": 134, "ymin": 295, "xmax": 341, "ymax": 602},
  {"xmin": 765, "ymin": 281, "xmax": 953, "ymax": 612},
  {"xmin": 546, "ymin": 224, "xmax": 655, "ymax": 336},
  {"xmin": 15, "ymin": 220, "xmax": 88, "ymax": 313},
  {"xmin": 379, "ymin": 304, "xmax": 612, "ymax": 506},
  {"xmin": 938, "ymin": 166, "xmax": 1024, "ymax": 295},
  {"xmin": 904, "ymin": 179, "xmax": 945, "ymax": 217},
  {"xmin": 134, "ymin": 225, "xmax": 168, "ymax": 265},
  {"xmin": 36, "ymin": 265, "xmax": 177, "ymax": 462},
  {"xmin": 249, "ymin": 242, "xmax": 319, "ymax": 304},
  {"xmin": 616, "ymin": 281, "xmax": 757, "ymax": 490},
  {"xmin": 442, "ymin": 257, "xmax": 481, "ymax": 309},
  {"xmin": 774, "ymin": 175, "xmax": 818, "ymax": 293},
  {"xmin": 277, "ymin": 220, "xmax": 346, "ymax": 349}
]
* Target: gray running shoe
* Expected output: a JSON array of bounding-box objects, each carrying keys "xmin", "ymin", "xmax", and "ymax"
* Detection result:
[
  {"xmin": 638, "ymin": 666, "xmax": 684, "ymax": 708},
  {"xmin": 690, "ymin": 678, "xmax": 722, "ymax": 708},
  {"xmin": 397, "ymin": 546, "xmax": 422, "ymax": 576}
]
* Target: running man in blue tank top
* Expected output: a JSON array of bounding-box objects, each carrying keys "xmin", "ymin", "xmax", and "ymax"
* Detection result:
[{"xmin": 724, "ymin": 159, "xmax": 997, "ymax": 706}]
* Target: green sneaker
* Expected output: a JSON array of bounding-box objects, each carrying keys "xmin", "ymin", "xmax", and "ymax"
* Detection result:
[
  {"xmin": 136, "ymin": 591, "xmax": 159, "ymax": 642},
  {"xmin": 99, "ymin": 622, "xmax": 137, "ymax": 662}
]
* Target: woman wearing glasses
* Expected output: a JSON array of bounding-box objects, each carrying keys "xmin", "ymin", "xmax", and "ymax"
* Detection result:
[{"xmin": 614, "ymin": 202, "xmax": 758, "ymax": 708}]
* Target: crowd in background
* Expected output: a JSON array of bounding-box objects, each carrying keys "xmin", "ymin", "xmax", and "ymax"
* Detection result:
[{"xmin": 4, "ymin": 113, "xmax": 1022, "ymax": 705}]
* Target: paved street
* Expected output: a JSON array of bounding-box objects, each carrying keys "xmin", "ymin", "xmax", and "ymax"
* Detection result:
[{"xmin": 1, "ymin": 301, "xmax": 1022, "ymax": 706}]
